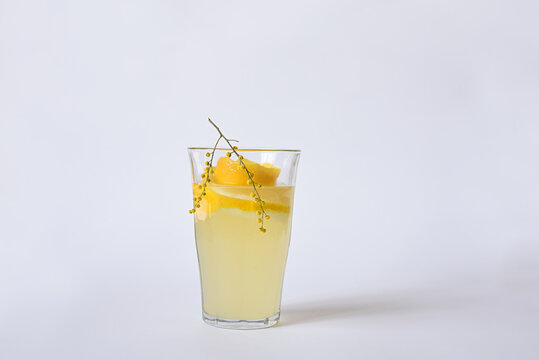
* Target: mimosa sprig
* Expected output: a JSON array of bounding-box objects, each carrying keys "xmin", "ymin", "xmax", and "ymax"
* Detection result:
[
  {"xmin": 189, "ymin": 132, "xmax": 221, "ymax": 213},
  {"xmin": 189, "ymin": 118, "xmax": 269, "ymax": 232}
]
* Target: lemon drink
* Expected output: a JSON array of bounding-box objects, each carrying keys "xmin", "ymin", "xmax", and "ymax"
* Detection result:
[{"xmin": 193, "ymin": 156, "xmax": 295, "ymax": 323}]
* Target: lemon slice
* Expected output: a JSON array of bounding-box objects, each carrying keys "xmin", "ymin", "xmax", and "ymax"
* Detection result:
[
  {"xmin": 193, "ymin": 184, "xmax": 293, "ymax": 214},
  {"xmin": 213, "ymin": 157, "xmax": 281, "ymax": 186}
]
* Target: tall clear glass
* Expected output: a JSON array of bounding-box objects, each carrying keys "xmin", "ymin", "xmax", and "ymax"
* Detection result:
[{"xmin": 188, "ymin": 148, "xmax": 300, "ymax": 329}]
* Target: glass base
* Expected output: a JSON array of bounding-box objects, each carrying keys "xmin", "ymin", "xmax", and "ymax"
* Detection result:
[{"xmin": 202, "ymin": 311, "xmax": 280, "ymax": 330}]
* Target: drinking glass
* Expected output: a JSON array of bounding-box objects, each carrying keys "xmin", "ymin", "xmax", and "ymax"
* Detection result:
[{"xmin": 188, "ymin": 148, "xmax": 300, "ymax": 329}]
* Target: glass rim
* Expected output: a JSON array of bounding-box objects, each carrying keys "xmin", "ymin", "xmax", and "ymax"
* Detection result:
[{"xmin": 188, "ymin": 147, "xmax": 301, "ymax": 153}]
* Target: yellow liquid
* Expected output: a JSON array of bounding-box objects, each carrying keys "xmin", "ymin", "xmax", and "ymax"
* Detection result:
[{"xmin": 193, "ymin": 184, "xmax": 294, "ymax": 320}]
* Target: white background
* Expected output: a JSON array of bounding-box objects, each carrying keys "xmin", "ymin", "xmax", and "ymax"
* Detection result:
[{"xmin": 1, "ymin": 0, "xmax": 539, "ymax": 359}]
